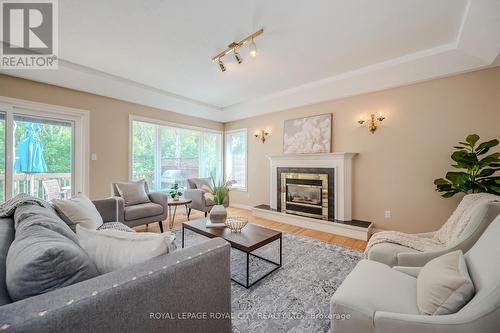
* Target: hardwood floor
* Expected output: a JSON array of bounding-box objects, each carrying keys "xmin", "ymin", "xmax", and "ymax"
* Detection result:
[{"xmin": 134, "ymin": 206, "xmax": 367, "ymax": 251}]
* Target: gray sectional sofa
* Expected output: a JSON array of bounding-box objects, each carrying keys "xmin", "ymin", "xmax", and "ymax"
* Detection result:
[{"xmin": 0, "ymin": 197, "xmax": 231, "ymax": 333}]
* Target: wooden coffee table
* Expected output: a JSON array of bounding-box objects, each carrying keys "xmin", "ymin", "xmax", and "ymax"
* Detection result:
[{"xmin": 182, "ymin": 218, "xmax": 282, "ymax": 288}]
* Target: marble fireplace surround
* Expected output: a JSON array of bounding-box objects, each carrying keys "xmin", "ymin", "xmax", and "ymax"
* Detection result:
[
  {"xmin": 268, "ymin": 153, "xmax": 356, "ymax": 221},
  {"xmin": 253, "ymin": 152, "xmax": 372, "ymax": 240}
]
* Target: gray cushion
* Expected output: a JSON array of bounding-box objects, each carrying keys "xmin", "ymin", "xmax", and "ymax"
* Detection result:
[
  {"xmin": 124, "ymin": 202, "xmax": 163, "ymax": 221},
  {"xmin": 115, "ymin": 181, "xmax": 151, "ymax": 206},
  {"xmin": 6, "ymin": 204, "xmax": 99, "ymax": 301},
  {"xmin": 0, "ymin": 217, "xmax": 15, "ymax": 305},
  {"xmin": 14, "ymin": 204, "xmax": 79, "ymax": 244},
  {"xmin": 52, "ymin": 194, "xmax": 104, "ymax": 231},
  {"xmin": 417, "ymin": 250, "xmax": 475, "ymax": 315}
]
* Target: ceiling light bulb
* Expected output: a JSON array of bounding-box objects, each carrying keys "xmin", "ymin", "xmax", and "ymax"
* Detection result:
[
  {"xmin": 234, "ymin": 51, "xmax": 243, "ymax": 64},
  {"xmin": 218, "ymin": 59, "xmax": 226, "ymax": 72},
  {"xmin": 249, "ymin": 39, "xmax": 257, "ymax": 57}
]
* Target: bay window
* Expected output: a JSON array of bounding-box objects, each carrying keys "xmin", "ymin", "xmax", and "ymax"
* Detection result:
[
  {"xmin": 130, "ymin": 117, "xmax": 222, "ymax": 191},
  {"xmin": 225, "ymin": 129, "xmax": 247, "ymax": 190}
]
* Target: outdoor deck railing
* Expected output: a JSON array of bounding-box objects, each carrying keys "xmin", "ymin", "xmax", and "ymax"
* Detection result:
[{"xmin": 0, "ymin": 173, "xmax": 72, "ymax": 200}]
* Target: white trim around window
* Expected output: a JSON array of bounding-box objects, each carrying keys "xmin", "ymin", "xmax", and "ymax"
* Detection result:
[
  {"xmin": 224, "ymin": 128, "xmax": 248, "ymax": 191},
  {"xmin": 0, "ymin": 96, "xmax": 90, "ymax": 197}
]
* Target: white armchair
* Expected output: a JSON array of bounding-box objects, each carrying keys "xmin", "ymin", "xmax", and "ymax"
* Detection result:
[
  {"xmin": 331, "ymin": 214, "xmax": 500, "ymax": 333},
  {"xmin": 367, "ymin": 201, "xmax": 500, "ymax": 267}
]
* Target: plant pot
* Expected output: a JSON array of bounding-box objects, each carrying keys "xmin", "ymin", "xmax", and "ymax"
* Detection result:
[
  {"xmin": 173, "ymin": 196, "xmax": 180, "ymax": 201},
  {"xmin": 210, "ymin": 204, "xmax": 227, "ymax": 223}
]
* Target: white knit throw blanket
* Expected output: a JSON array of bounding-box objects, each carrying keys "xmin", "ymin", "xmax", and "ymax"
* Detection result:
[{"xmin": 364, "ymin": 193, "xmax": 500, "ymax": 257}]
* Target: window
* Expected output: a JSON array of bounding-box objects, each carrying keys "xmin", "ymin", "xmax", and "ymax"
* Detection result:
[
  {"xmin": 131, "ymin": 117, "xmax": 222, "ymax": 191},
  {"xmin": 225, "ymin": 129, "xmax": 247, "ymax": 190},
  {"xmin": 0, "ymin": 97, "xmax": 88, "ymax": 202},
  {"xmin": 13, "ymin": 115, "xmax": 73, "ymax": 199}
]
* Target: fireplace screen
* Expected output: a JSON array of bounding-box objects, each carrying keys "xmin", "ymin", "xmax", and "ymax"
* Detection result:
[
  {"xmin": 287, "ymin": 185, "xmax": 322, "ymax": 206},
  {"xmin": 281, "ymin": 172, "xmax": 329, "ymax": 220}
]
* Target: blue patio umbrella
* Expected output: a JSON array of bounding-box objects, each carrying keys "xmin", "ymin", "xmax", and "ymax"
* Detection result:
[{"xmin": 14, "ymin": 122, "xmax": 47, "ymax": 174}]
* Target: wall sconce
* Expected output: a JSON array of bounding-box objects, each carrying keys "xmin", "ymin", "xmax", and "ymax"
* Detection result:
[
  {"xmin": 357, "ymin": 112, "xmax": 386, "ymax": 134},
  {"xmin": 254, "ymin": 129, "xmax": 270, "ymax": 143}
]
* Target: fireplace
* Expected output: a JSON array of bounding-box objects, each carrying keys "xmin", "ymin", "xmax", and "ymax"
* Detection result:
[{"xmin": 277, "ymin": 167, "xmax": 334, "ymax": 221}]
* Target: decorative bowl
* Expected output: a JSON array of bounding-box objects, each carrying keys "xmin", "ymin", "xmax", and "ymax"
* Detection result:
[{"xmin": 224, "ymin": 216, "xmax": 248, "ymax": 232}]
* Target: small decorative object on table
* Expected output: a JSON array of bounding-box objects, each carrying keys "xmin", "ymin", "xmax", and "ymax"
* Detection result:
[
  {"xmin": 169, "ymin": 183, "xmax": 182, "ymax": 201},
  {"xmin": 206, "ymin": 177, "xmax": 236, "ymax": 224},
  {"xmin": 225, "ymin": 216, "xmax": 248, "ymax": 232}
]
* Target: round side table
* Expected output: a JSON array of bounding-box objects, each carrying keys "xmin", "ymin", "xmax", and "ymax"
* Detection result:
[{"xmin": 167, "ymin": 198, "xmax": 192, "ymax": 230}]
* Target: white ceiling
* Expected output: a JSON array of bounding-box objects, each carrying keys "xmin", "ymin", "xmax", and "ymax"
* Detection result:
[{"xmin": 2, "ymin": 0, "xmax": 500, "ymax": 122}]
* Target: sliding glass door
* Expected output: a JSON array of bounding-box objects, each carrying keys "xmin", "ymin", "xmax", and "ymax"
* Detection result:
[
  {"xmin": 0, "ymin": 98, "xmax": 86, "ymax": 202},
  {"xmin": 12, "ymin": 115, "xmax": 73, "ymax": 199},
  {"xmin": 131, "ymin": 117, "xmax": 222, "ymax": 191}
]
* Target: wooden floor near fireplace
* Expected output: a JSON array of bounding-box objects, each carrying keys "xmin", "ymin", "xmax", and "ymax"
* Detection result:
[{"xmin": 135, "ymin": 206, "xmax": 367, "ymax": 251}]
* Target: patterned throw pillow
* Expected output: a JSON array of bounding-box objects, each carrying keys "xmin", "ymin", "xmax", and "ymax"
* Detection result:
[{"xmin": 98, "ymin": 222, "xmax": 136, "ymax": 233}]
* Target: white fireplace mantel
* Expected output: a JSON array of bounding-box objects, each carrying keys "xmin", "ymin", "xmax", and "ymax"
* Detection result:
[{"xmin": 267, "ymin": 152, "xmax": 357, "ymax": 221}]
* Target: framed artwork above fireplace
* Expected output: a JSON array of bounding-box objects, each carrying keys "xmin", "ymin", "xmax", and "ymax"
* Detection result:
[{"xmin": 283, "ymin": 113, "xmax": 332, "ymax": 154}]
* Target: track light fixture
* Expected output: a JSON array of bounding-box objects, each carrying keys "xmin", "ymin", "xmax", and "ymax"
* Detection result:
[
  {"xmin": 212, "ymin": 28, "xmax": 263, "ymax": 72},
  {"xmin": 234, "ymin": 51, "xmax": 243, "ymax": 64},
  {"xmin": 250, "ymin": 38, "xmax": 257, "ymax": 57},
  {"xmin": 218, "ymin": 59, "xmax": 226, "ymax": 72}
]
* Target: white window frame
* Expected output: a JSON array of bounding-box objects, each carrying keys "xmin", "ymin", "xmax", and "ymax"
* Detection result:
[
  {"xmin": 129, "ymin": 115, "xmax": 223, "ymax": 190},
  {"xmin": 224, "ymin": 128, "xmax": 247, "ymax": 192},
  {"xmin": 0, "ymin": 96, "xmax": 90, "ymax": 198}
]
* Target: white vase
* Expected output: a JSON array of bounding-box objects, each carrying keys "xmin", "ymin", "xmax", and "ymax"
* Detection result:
[{"xmin": 210, "ymin": 205, "xmax": 227, "ymax": 223}]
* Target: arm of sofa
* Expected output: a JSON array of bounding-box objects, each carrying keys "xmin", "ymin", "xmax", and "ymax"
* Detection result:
[
  {"xmin": 0, "ymin": 238, "xmax": 231, "ymax": 333},
  {"xmin": 184, "ymin": 189, "xmax": 208, "ymax": 211},
  {"xmin": 92, "ymin": 197, "xmax": 124, "ymax": 223}
]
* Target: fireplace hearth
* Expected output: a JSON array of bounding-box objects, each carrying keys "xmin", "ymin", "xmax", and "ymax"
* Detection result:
[{"xmin": 278, "ymin": 167, "xmax": 334, "ymax": 221}]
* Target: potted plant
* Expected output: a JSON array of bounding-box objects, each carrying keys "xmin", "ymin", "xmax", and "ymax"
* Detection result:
[
  {"xmin": 434, "ymin": 134, "xmax": 500, "ymax": 198},
  {"xmin": 206, "ymin": 177, "xmax": 236, "ymax": 223},
  {"xmin": 169, "ymin": 183, "xmax": 182, "ymax": 201}
]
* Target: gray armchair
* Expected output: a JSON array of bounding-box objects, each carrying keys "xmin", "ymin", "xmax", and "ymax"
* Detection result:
[
  {"xmin": 111, "ymin": 182, "xmax": 169, "ymax": 232},
  {"xmin": 331, "ymin": 214, "xmax": 500, "ymax": 333},
  {"xmin": 184, "ymin": 178, "xmax": 229, "ymax": 218}
]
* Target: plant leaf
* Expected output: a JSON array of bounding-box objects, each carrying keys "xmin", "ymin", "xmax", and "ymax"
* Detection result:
[
  {"xmin": 434, "ymin": 178, "xmax": 450, "ymax": 185},
  {"xmin": 466, "ymin": 134, "xmax": 480, "ymax": 146},
  {"xmin": 476, "ymin": 168, "xmax": 497, "ymax": 178}
]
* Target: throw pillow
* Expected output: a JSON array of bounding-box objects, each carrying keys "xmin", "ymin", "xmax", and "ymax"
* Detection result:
[
  {"xmin": 76, "ymin": 225, "xmax": 176, "ymax": 273},
  {"xmin": 6, "ymin": 223, "xmax": 99, "ymax": 301},
  {"xmin": 417, "ymin": 250, "xmax": 475, "ymax": 315},
  {"xmin": 52, "ymin": 194, "xmax": 104, "ymax": 231},
  {"xmin": 114, "ymin": 181, "xmax": 151, "ymax": 206},
  {"xmin": 194, "ymin": 178, "xmax": 212, "ymax": 191}
]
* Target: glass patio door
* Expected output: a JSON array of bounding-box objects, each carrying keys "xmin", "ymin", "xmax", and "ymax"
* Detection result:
[{"xmin": 12, "ymin": 114, "xmax": 73, "ymax": 200}]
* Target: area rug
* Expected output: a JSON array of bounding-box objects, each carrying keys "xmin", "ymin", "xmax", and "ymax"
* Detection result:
[{"xmin": 177, "ymin": 227, "xmax": 362, "ymax": 333}]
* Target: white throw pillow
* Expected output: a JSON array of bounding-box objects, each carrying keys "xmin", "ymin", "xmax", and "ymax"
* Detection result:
[
  {"xmin": 417, "ymin": 250, "xmax": 475, "ymax": 315},
  {"xmin": 76, "ymin": 225, "xmax": 175, "ymax": 273},
  {"xmin": 52, "ymin": 194, "xmax": 104, "ymax": 230}
]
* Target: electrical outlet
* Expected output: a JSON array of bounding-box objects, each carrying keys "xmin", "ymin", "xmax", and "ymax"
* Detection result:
[
  {"xmin": 91, "ymin": 153, "xmax": 97, "ymax": 161},
  {"xmin": 384, "ymin": 210, "xmax": 392, "ymax": 219}
]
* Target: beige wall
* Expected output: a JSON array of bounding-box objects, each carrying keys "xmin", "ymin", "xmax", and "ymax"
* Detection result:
[
  {"xmin": 0, "ymin": 74, "xmax": 223, "ymax": 199},
  {"xmin": 225, "ymin": 67, "xmax": 500, "ymax": 233}
]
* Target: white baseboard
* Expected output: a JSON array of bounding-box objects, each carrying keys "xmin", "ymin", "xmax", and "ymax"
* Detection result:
[
  {"xmin": 252, "ymin": 206, "xmax": 373, "ymax": 241},
  {"xmin": 229, "ymin": 203, "xmax": 253, "ymax": 210}
]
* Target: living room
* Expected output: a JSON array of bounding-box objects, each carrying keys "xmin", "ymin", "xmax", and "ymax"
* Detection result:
[{"xmin": 0, "ymin": 1, "xmax": 500, "ymax": 332}]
